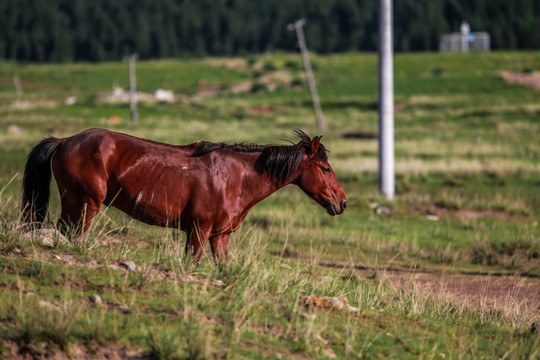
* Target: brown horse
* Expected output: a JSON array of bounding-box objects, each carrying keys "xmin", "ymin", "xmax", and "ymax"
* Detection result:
[{"xmin": 22, "ymin": 129, "xmax": 346, "ymax": 263}]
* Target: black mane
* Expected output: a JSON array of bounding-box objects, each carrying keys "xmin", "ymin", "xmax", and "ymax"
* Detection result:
[
  {"xmin": 191, "ymin": 142, "xmax": 268, "ymax": 157},
  {"xmin": 191, "ymin": 130, "xmax": 328, "ymax": 184}
]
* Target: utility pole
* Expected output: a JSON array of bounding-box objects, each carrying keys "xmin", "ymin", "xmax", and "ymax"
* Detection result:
[
  {"xmin": 13, "ymin": 75, "xmax": 23, "ymax": 97},
  {"xmin": 288, "ymin": 19, "xmax": 326, "ymax": 130},
  {"xmin": 378, "ymin": 0, "xmax": 394, "ymax": 199},
  {"xmin": 123, "ymin": 54, "xmax": 138, "ymax": 125}
]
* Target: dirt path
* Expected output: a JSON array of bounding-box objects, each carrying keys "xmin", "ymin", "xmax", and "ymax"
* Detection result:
[
  {"xmin": 319, "ymin": 263, "xmax": 540, "ymax": 317},
  {"xmin": 358, "ymin": 267, "xmax": 540, "ymax": 316}
]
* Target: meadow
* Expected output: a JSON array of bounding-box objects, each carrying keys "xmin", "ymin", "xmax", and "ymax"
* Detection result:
[{"xmin": 0, "ymin": 51, "xmax": 539, "ymax": 358}]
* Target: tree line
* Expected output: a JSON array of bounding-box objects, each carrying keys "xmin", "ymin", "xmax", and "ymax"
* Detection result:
[{"xmin": 1, "ymin": 0, "xmax": 539, "ymax": 62}]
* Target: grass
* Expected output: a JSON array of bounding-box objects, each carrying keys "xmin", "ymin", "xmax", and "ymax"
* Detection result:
[{"xmin": 1, "ymin": 51, "xmax": 540, "ymax": 358}]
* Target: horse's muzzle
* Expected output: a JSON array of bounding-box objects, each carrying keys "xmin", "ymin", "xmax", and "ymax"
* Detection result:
[{"xmin": 328, "ymin": 200, "xmax": 347, "ymax": 216}]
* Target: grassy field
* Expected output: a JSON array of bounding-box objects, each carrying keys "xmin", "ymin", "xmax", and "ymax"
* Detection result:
[{"xmin": 0, "ymin": 51, "xmax": 539, "ymax": 358}]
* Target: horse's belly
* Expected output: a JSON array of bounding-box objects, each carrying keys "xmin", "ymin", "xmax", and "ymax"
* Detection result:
[{"xmin": 106, "ymin": 188, "xmax": 184, "ymax": 228}]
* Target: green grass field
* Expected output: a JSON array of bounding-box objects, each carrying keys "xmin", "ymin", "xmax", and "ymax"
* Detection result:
[{"xmin": 0, "ymin": 51, "xmax": 539, "ymax": 358}]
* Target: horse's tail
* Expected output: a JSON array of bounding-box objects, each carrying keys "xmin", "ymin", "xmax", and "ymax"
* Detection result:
[{"xmin": 21, "ymin": 137, "xmax": 63, "ymax": 225}]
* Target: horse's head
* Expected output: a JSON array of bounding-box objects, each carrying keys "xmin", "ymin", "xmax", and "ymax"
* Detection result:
[{"xmin": 293, "ymin": 135, "xmax": 347, "ymax": 216}]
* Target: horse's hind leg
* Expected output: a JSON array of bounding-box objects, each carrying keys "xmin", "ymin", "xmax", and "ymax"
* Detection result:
[{"xmin": 57, "ymin": 190, "xmax": 104, "ymax": 236}]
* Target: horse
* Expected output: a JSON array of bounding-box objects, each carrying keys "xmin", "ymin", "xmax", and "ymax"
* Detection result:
[{"xmin": 22, "ymin": 128, "xmax": 347, "ymax": 263}]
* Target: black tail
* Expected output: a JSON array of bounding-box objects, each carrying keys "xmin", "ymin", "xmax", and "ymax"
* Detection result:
[{"xmin": 21, "ymin": 137, "xmax": 63, "ymax": 225}]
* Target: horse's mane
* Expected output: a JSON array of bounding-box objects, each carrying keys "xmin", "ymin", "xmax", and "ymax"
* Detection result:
[{"xmin": 191, "ymin": 130, "xmax": 328, "ymax": 184}]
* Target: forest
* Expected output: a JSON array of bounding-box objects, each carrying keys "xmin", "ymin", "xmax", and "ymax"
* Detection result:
[{"xmin": 1, "ymin": 0, "xmax": 540, "ymax": 62}]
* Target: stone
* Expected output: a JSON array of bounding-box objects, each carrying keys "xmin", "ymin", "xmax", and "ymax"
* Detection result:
[
  {"xmin": 119, "ymin": 260, "xmax": 137, "ymax": 272},
  {"xmin": 89, "ymin": 294, "xmax": 103, "ymax": 305},
  {"xmin": 22, "ymin": 229, "xmax": 68, "ymax": 247}
]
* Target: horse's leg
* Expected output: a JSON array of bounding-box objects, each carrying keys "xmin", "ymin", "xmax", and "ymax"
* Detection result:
[
  {"xmin": 57, "ymin": 184, "xmax": 105, "ymax": 236},
  {"xmin": 185, "ymin": 224, "xmax": 211, "ymax": 265},
  {"xmin": 210, "ymin": 233, "xmax": 230, "ymax": 265}
]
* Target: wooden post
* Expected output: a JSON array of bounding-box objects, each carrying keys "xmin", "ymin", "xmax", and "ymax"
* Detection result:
[
  {"xmin": 124, "ymin": 54, "xmax": 138, "ymax": 125},
  {"xmin": 288, "ymin": 19, "xmax": 326, "ymax": 130}
]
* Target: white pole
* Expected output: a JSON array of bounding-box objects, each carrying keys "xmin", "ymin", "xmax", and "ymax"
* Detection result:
[
  {"xmin": 378, "ymin": 0, "xmax": 394, "ymax": 199},
  {"xmin": 288, "ymin": 19, "xmax": 326, "ymax": 130},
  {"xmin": 13, "ymin": 75, "xmax": 23, "ymax": 97},
  {"xmin": 123, "ymin": 54, "xmax": 138, "ymax": 125}
]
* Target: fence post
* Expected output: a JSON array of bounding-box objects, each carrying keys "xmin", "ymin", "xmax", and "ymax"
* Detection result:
[{"xmin": 288, "ymin": 19, "xmax": 326, "ymax": 130}]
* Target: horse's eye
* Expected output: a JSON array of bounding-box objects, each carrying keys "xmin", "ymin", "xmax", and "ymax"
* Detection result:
[{"xmin": 321, "ymin": 167, "xmax": 331, "ymax": 174}]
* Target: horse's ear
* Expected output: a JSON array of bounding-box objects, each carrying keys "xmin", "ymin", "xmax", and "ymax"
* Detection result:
[{"xmin": 309, "ymin": 136, "xmax": 322, "ymax": 154}]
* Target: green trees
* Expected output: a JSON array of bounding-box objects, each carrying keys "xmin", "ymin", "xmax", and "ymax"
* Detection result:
[{"xmin": 1, "ymin": 0, "xmax": 538, "ymax": 62}]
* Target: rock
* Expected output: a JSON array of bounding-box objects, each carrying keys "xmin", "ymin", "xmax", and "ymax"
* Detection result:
[
  {"xmin": 155, "ymin": 89, "xmax": 175, "ymax": 102},
  {"xmin": 89, "ymin": 294, "xmax": 103, "ymax": 305},
  {"xmin": 375, "ymin": 206, "xmax": 391, "ymax": 216},
  {"xmin": 280, "ymin": 263, "xmax": 292, "ymax": 269},
  {"xmin": 64, "ymin": 96, "xmax": 77, "ymax": 105},
  {"xmin": 119, "ymin": 260, "xmax": 137, "ymax": 272},
  {"xmin": 22, "ymin": 229, "xmax": 68, "ymax": 247},
  {"xmin": 7, "ymin": 124, "xmax": 23, "ymax": 134}
]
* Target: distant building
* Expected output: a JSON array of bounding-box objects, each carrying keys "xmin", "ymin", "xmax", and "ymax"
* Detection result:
[{"xmin": 440, "ymin": 21, "xmax": 490, "ymax": 52}]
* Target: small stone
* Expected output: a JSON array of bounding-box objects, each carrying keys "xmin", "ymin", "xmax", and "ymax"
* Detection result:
[
  {"xmin": 154, "ymin": 89, "xmax": 175, "ymax": 102},
  {"xmin": 425, "ymin": 214, "xmax": 439, "ymax": 221},
  {"xmin": 7, "ymin": 124, "xmax": 23, "ymax": 134},
  {"xmin": 375, "ymin": 206, "xmax": 391, "ymax": 216},
  {"xmin": 22, "ymin": 229, "xmax": 68, "ymax": 247},
  {"xmin": 119, "ymin": 260, "xmax": 137, "ymax": 272},
  {"xmin": 89, "ymin": 294, "xmax": 103, "ymax": 305},
  {"xmin": 280, "ymin": 263, "xmax": 292, "ymax": 269},
  {"xmin": 64, "ymin": 96, "xmax": 77, "ymax": 105}
]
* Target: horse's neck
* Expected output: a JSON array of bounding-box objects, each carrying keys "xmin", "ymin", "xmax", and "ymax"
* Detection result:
[{"xmin": 240, "ymin": 154, "xmax": 293, "ymax": 208}]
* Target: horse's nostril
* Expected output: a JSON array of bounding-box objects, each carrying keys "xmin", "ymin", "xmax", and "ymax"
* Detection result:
[{"xmin": 341, "ymin": 200, "xmax": 347, "ymax": 210}]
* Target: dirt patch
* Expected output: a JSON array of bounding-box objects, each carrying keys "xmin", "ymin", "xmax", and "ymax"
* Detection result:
[
  {"xmin": 259, "ymin": 70, "xmax": 294, "ymax": 91},
  {"xmin": 3, "ymin": 340, "xmax": 145, "ymax": 360},
  {"xmin": 455, "ymin": 209, "xmax": 515, "ymax": 221},
  {"xmin": 207, "ymin": 58, "xmax": 248, "ymax": 72},
  {"xmin": 499, "ymin": 71, "xmax": 540, "ymax": 90},
  {"xmin": 196, "ymin": 81, "xmax": 221, "ymax": 97},
  {"xmin": 249, "ymin": 105, "xmax": 280, "ymax": 116},
  {"xmin": 358, "ymin": 268, "xmax": 540, "ymax": 316},
  {"xmin": 412, "ymin": 202, "xmax": 520, "ymax": 222},
  {"xmin": 230, "ymin": 80, "xmax": 252, "ymax": 94}
]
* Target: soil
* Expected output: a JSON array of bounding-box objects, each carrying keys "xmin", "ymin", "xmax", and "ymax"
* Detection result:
[
  {"xmin": 354, "ymin": 267, "xmax": 540, "ymax": 316},
  {"xmin": 499, "ymin": 71, "xmax": 540, "ymax": 90}
]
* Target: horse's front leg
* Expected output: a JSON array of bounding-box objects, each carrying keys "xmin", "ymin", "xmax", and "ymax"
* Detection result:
[
  {"xmin": 210, "ymin": 233, "xmax": 231, "ymax": 265},
  {"xmin": 185, "ymin": 224, "xmax": 211, "ymax": 265}
]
